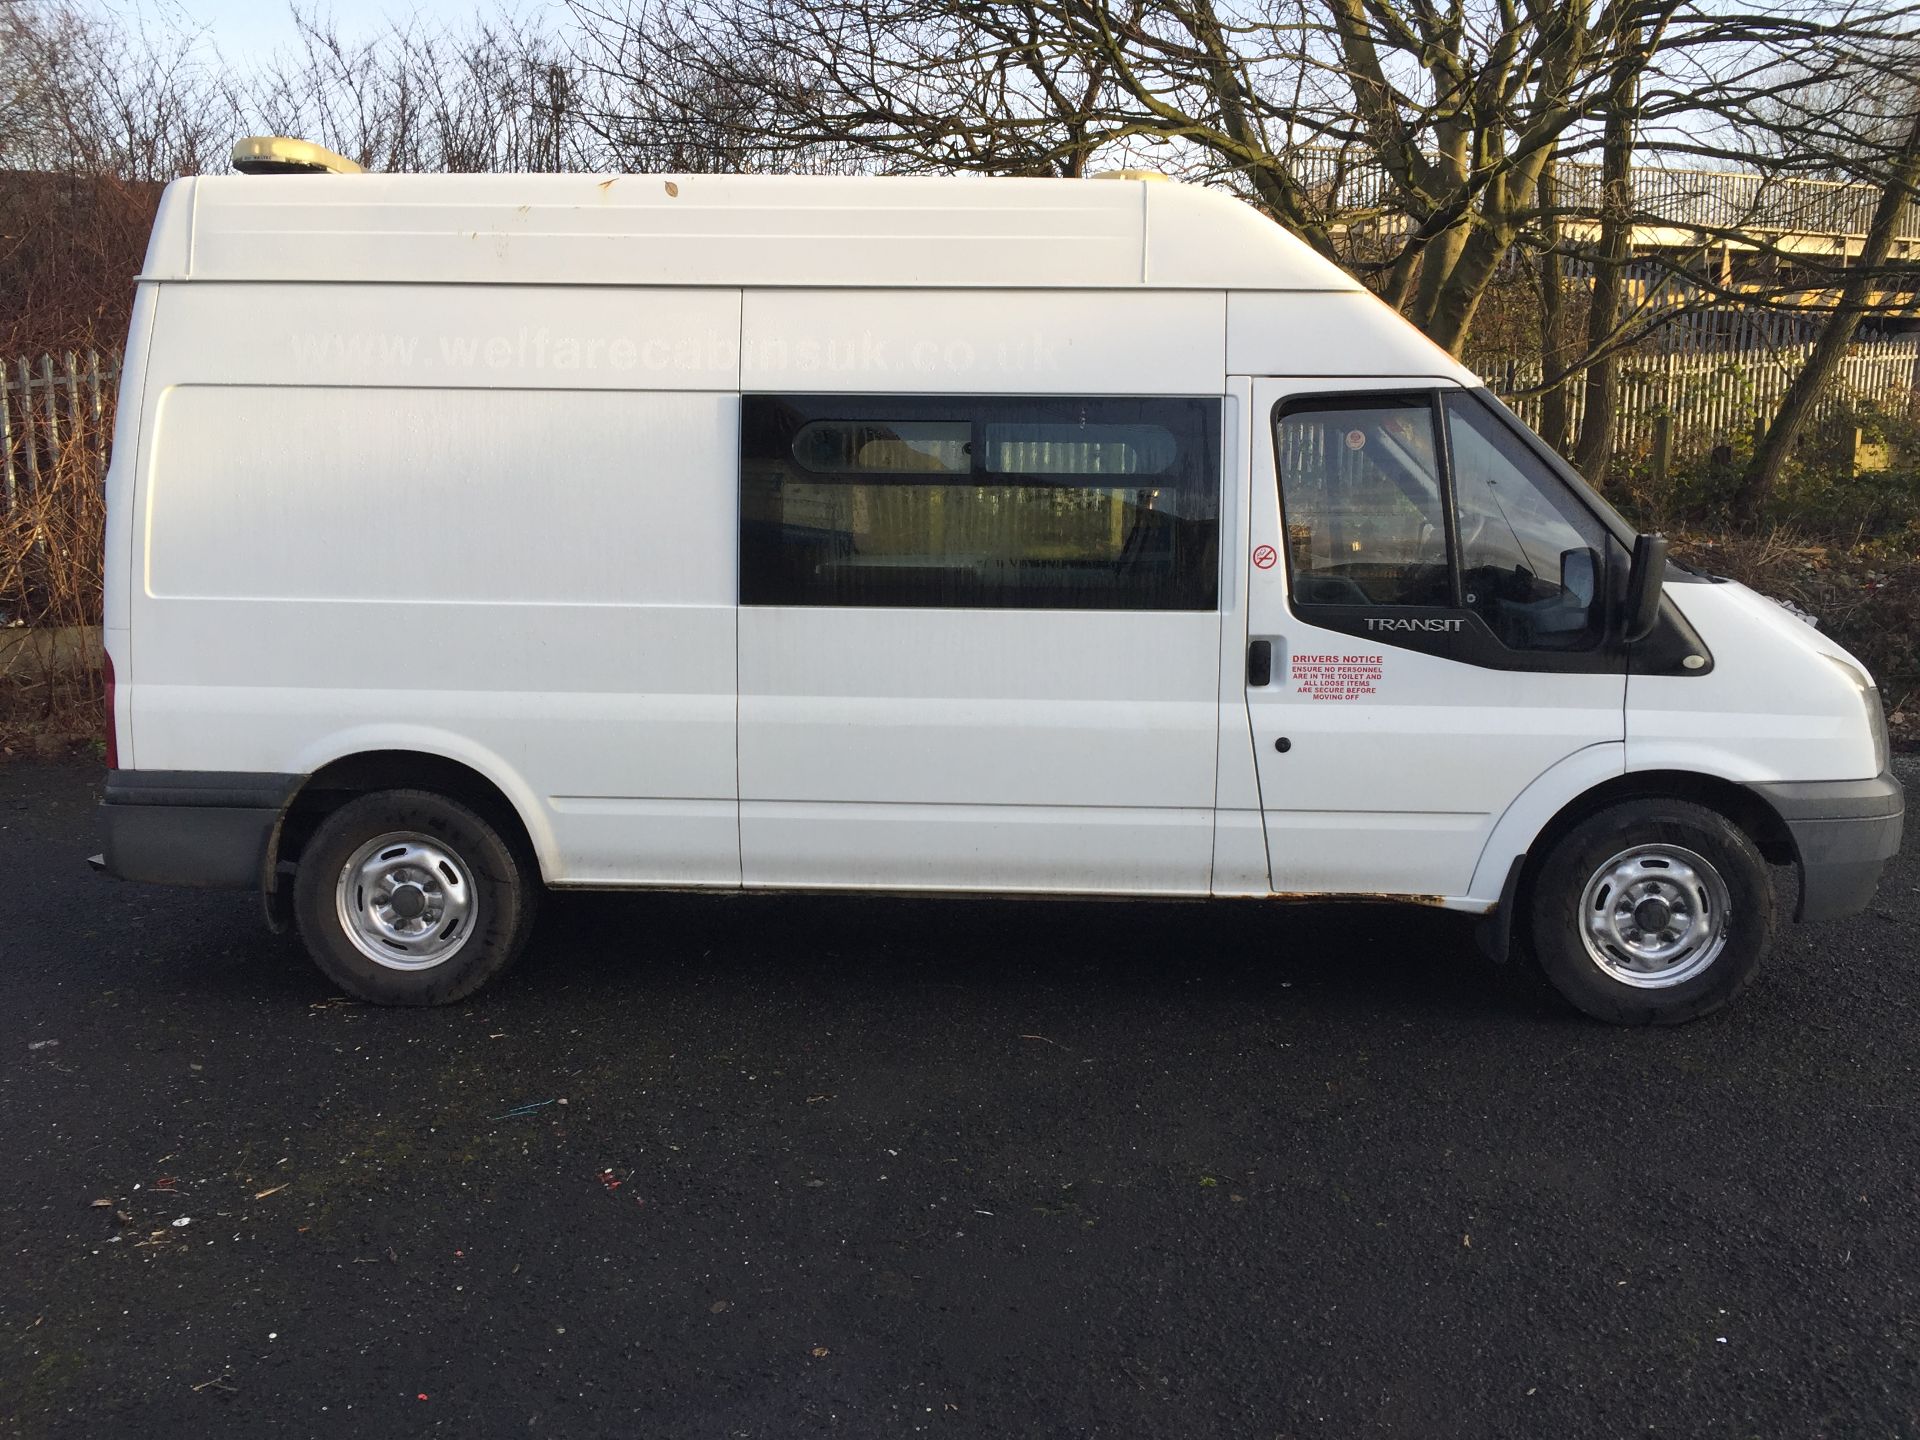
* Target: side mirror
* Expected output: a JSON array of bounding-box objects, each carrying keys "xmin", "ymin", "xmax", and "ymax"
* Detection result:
[
  {"xmin": 1559, "ymin": 546, "xmax": 1600, "ymax": 606},
  {"xmin": 1623, "ymin": 533, "xmax": 1668, "ymax": 643}
]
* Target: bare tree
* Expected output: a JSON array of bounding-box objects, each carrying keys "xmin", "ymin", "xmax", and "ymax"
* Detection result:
[
  {"xmin": 563, "ymin": 0, "xmax": 1920, "ymax": 365},
  {"xmin": 568, "ymin": 0, "xmax": 1685, "ymax": 350},
  {"xmin": 242, "ymin": 10, "xmax": 596, "ymax": 173},
  {"xmin": 1531, "ymin": 142, "xmax": 1574, "ymax": 454},
  {"xmin": 1569, "ymin": 19, "xmax": 1654, "ymax": 490},
  {"xmin": 0, "ymin": 0, "xmax": 247, "ymax": 348},
  {"xmin": 1736, "ymin": 105, "xmax": 1920, "ymax": 519},
  {"xmin": 9, "ymin": 0, "xmax": 1920, "ymax": 514},
  {"xmin": 0, "ymin": 0, "xmax": 242, "ymax": 178}
]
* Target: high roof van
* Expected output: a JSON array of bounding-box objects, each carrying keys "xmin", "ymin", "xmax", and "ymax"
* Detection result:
[{"xmin": 95, "ymin": 166, "xmax": 1903, "ymax": 1023}]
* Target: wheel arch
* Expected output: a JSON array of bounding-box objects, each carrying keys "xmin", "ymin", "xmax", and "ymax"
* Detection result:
[
  {"xmin": 1474, "ymin": 759, "xmax": 1796, "ymax": 963},
  {"xmin": 270, "ymin": 745, "xmax": 552, "ymax": 898}
]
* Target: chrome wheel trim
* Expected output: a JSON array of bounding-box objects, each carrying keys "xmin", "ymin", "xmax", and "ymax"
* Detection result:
[
  {"xmin": 1578, "ymin": 843, "xmax": 1731, "ymax": 989},
  {"xmin": 335, "ymin": 831, "xmax": 479, "ymax": 971}
]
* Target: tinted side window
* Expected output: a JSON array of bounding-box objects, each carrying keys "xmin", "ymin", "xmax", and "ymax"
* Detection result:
[
  {"xmin": 1274, "ymin": 398, "xmax": 1453, "ymax": 608},
  {"xmin": 1445, "ymin": 394, "xmax": 1609, "ymax": 650},
  {"xmin": 741, "ymin": 396, "xmax": 1220, "ymax": 610}
]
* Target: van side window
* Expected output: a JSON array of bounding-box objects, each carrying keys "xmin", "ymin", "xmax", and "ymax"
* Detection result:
[
  {"xmin": 741, "ymin": 396, "xmax": 1220, "ymax": 610},
  {"xmin": 1445, "ymin": 394, "xmax": 1609, "ymax": 650},
  {"xmin": 1274, "ymin": 398, "xmax": 1452, "ymax": 608}
]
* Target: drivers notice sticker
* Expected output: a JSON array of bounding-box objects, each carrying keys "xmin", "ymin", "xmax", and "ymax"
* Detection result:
[{"xmin": 1291, "ymin": 652, "xmax": 1383, "ymax": 700}]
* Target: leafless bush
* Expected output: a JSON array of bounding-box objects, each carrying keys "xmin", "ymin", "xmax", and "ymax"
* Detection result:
[
  {"xmin": 0, "ymin": 0, "xmax": 243, "ymax": 179},
  {"xmin": 246, "ymin": 10, "xmax": 598, "ymax": 173},
  {"xmin": 0, "ymin": 410, "xmax": 106, "ymax": 752}
]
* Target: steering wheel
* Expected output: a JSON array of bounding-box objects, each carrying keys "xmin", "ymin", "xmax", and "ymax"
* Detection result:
[
  {"xmin": 1421, "ymin": 509, "xmax": 1490, "ymax": 563},
  {"xmin": 1458, "ymin": 508, "xmax": 1490, "ymax": 552}
]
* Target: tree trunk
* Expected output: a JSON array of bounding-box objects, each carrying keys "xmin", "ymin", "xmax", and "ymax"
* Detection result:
[
  {"xmin": 1571, "ymin": 63, "xmax": 1637, "ymax": 489},
  {"xmin": 1407, "ymin": 126, "xmax": 1474, "ymax": 332},
  {"xmin": 1410, "ymin": 218, "xmax": 1473, "ymax": 334},
  {"xmin": 1421, "ymin": 219, "xmax": 1516, "ymax": 354},
  {"xmin": 1537, "ymin": 147, "xmax": 1572, "ymax": 456},
  {"xmin": 1734, "ymin": 111, "xmax": 1920, "ymax": 522}
]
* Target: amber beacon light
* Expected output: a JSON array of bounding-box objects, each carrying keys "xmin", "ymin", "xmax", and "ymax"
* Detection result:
[{"xmin": 230, "ymin": 136, "xmax": 366, "ymax": 176}]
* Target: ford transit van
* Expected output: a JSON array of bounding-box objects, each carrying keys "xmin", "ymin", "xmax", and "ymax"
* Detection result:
[{"xmin": 95, "ymin": 165, "xmax": 1903, "ymax": 1023}]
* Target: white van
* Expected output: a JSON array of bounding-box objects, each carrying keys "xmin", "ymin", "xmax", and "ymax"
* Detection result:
[{"xmin": 95, "ymin": 166, "xmax": 1902, "ymax": 1024}]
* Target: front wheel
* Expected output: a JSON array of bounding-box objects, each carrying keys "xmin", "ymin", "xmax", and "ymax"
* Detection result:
[
  {"xmin": 293, "ymin": 789, "xmax": 537, "ymax": 1006},
  {"xmin": 1527, "ymin": 798, "xmax": 1773, "ymax": 1025}
]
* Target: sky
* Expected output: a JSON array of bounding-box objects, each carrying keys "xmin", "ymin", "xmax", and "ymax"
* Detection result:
[{"xmin": 95, "ymin": 0, "xmax": 546, "ymax": 65}]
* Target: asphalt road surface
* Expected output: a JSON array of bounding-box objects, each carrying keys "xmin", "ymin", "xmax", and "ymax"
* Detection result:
[{"xmin": 3, "ymin": 757, "xmax": 1918, "ymax": 1439}]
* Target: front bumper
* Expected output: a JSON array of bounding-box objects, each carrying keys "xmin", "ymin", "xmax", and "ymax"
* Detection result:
[
  {"xmin": 1748, "ymin": 769, "xmax": 1905, "ymax": 922},
  {"xmin": 100, "ymin": 770, "xmax": 301, "ymax": 889}
]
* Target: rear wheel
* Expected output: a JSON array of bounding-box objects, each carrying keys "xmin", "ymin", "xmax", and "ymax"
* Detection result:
[
  {"xmin": 293, "ymin": 789, "xmax": 536, "ymax": 1005},
  {"xmin": 1527, "ymin": 798, "xmax": 1772, "ymax": 1025}
]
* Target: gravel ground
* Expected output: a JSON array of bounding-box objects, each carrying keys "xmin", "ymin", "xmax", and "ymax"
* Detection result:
[{"xmin": 2, "ymin": 757, "xmax": 1916, "ymax": 1439}]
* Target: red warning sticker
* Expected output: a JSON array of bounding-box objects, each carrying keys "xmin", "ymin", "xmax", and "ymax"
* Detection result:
[
  {"xmin": 1252, "ymin": 544, "xmax": 1278, "ymax": 570},
  {"xmin": 1291, "ymin": 652, "xmax": 1383, "ymax": 700}
]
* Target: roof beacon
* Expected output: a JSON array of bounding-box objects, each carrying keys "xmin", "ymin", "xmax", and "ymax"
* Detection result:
[{"xmin": 231, "ymin": 137, "xmax": 365, "ymax": 176}]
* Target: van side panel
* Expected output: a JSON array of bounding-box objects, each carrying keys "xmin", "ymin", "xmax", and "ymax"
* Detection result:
[
  {"xmin": 736, "ymin": 288, "xmax": 1227, "ymax": 894},
  {"xmin": 145, "ymin": 385, "xmax": 729, "ymax": 605},
  {"xmin": 1226, "ymin": 291, "xmax": 1480, "ymax": 383},
  {"xmin": 741, "ymin": 289, "xmax": 1227, "ymax": 395},
  {"xmin": 171, "ymin": 173, "xmax": 1365, "ymax": 295},
  {"xmin": 1210, "ymin": 379, "xmax": 1270, "ymax": 896},
  {"xmin": 103, "ymin": 282, "xmax": 163, "ymax": 764},
  {"xmin": 738, "ymin": 609, "xmax": 1221, "ymax": 893},
  {"xmin": 129, "ymin": 283, "xmax": 744, "ymax": 886},
  {"xmin": 140, "ymin": 281, "xmax": 741, "ymax": 393}
]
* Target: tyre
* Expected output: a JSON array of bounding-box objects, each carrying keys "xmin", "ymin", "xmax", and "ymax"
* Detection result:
[
  {"xmin": 1527, "ymin": 798, "xmax": 1773, "ymax": 1026},
  {"xmin": 292, "ymin": 789, "xmax": 537, "ymax": 1006}
]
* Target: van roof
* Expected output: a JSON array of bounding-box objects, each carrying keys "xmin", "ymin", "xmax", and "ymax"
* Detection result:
[{"xmin": 143, "ymin": 172, "xmax": 1366, "ymax": 292}]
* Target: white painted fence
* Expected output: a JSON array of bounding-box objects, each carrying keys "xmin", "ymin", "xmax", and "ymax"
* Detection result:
[
  {"xmin": 1291, "ymin": 145, "xmax": 1920, "ymax": 244},
  {"xmin": 1471, "ymin": 338, "xmax": 1920, "ymax": 463},
  {"xmin": 0, "ymin": 349, "xmax": 118, "ymax": 515}
]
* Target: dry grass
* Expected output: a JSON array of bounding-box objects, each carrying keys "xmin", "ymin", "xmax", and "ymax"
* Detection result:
[{"xmin": 1, "ymin": 416, "xmax": 106, "ymax": 758}]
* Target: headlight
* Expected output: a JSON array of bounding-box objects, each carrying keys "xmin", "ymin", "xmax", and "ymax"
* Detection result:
[{"xmin": 1826, "ymin": 655, "xmax": 1889, "ymax": 775}]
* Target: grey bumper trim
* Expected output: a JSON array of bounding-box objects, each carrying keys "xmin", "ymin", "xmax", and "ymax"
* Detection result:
[
  {"xmin": 104, "ymin": 769, "xmax": 301, "ymax": 811},
  {"xmin": 99, "ymin": 770, "xmax": 301, "ymax": 889},
  {"xmin": 1748, "ymin": 773, "xmax": 1905, "ymax": 823},
  {"xmin": 1748, "ymin": 769, "xmax": 1905, "ymax": 922}
]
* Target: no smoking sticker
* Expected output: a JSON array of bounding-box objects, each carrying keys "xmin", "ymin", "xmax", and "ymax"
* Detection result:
[{"xmin": 1252, "ymin": 544, "xmax": 1277, "ymax": 570}]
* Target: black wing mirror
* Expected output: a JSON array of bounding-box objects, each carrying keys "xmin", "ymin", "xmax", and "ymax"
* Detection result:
[
  {"xmin": 1559, "ymin": 546, "xmax": 1600, "ymax": 606},
  {"xmin": 1622, "ymin": 533, "xmax": 1669, "ymax": 643}
]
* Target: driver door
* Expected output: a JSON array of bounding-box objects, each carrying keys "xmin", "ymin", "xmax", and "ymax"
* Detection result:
[{"xmin": 1243, "ymin": 379, "xmax": 1627, "ymax": 898}]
